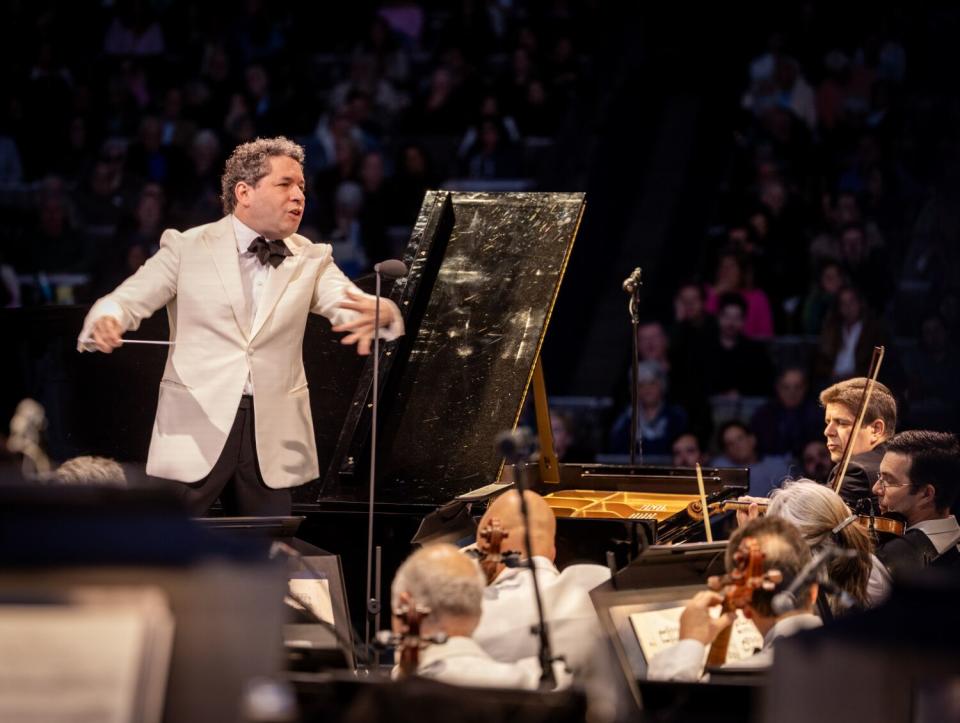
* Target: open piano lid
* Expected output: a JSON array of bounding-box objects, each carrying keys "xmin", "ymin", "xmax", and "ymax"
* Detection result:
[{"xmin": 297, "ymin": 191, "xmax": 586, "ymax": 506}]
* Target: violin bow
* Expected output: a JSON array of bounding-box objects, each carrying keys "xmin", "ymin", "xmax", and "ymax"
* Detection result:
[{"xmin": 833, "ymin": 346, "xmax": 885, "ymax": 496}]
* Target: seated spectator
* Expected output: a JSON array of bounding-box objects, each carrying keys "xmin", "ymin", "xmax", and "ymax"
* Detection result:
[
  {"xmin": 713, "ymin": 420, "xmax": 791, "ymax": 497},
  {"xmin": 801, "ymin": 260, "xmax": 846, "ymax": 335},
  {"xmin": 357, "ymin": 150, "xmax": 391, "ymax": 262},
  {"xmin": 462, "ymin": 117, "xmax": 522, "ymax": 179},
  {"xmin": 608, "ymin": 361, "xmax": 688, "ymax": 458},
  {"xmin": 672, "ymin": 433, "xmax": 707, "ymax": 467},
  {"xmin": 800, "ymin": 440, "xmax": 832, "ymax": 484},
  {"xmin": 703, "ymin": 293, "xmax": 775, "ymax": 397},
  {"xmin": 670, "ymin": 282, "xmax": 716, "ymax": 441},
  {"xmin": 902, "ymin": 315, "xmax": 960, "ymax": 429},
  {"xmin": 814, "ymin": 286, "xmax": 889, "ymax": 382},
  {"xmin": 637, "ymin": 319, "xmax": 670, "ymax": 370},
  {"xmin": 325, "ymin": 181, "xmax": 369, "ymax": 278},
  {"xmin": 52, "ymin": 455, "xmax": 127, "ymax": 487},
  {"xmin": 836, "ymin": 223, "xmax": 892, "ymax": 313},
  {"xmin": 386, "ymin": 143, "xmax": 435, "ymax": 225},
  {"xmin": 749, "ymin": 367, "xmax": 822, "ymax": 458},
  {"xmin": 704, "ymin": 250, "xmax": 774, "ymax": 340},
  {"xmin": 550, "ymin": 410, "xmax": 594, "ymax": 463}
]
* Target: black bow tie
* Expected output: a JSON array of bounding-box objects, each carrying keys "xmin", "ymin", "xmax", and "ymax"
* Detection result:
[{"xmin": 247, "ymin": 236, "xmax": 291, "ymax": 268}]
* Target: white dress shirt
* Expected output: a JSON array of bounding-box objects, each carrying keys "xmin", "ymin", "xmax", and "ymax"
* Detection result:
[
  {"xmin": 414, "ymin": 636, "xmax": 571, "ymax": 690},
  {"xmin": 232, "ymin": 215, "xmax": 274, "ymax": 395},
  {"xmin": 647, "ymin": 612, "xmax": 822, "ymax": 681},
  {"xmin": 833, "ymin": 320, "xmax": 863, "ymax": 378},
  {"xmin": 473, "ymin": 557, "xmax": 610, "ymax": 676},
  {"xmin": 907, "ymin": 516, "xmax": 960, "ymax": 556}
]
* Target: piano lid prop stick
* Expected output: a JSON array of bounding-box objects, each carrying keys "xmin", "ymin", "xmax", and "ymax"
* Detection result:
[{"xmin": 695, "ymin": 463, "xmax": 714, "ymax": 543}]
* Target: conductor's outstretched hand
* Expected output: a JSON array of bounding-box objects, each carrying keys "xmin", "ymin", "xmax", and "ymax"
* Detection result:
[
  {"xmin": 91, "ymin": 316, "xmax": 124, "ymax": 353},
  {"xmin": 333, "ymin": 288, "xmax": 397, "ymax": 356}
]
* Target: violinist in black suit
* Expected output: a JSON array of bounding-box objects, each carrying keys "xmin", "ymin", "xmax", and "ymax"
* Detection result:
[
  {"xmin": 819, "ymin": 378, "xmax": 898, "ymax": 509},
  {"xmin": 873, "ymin": 430, "xmax": 960, "ymax": 577}
]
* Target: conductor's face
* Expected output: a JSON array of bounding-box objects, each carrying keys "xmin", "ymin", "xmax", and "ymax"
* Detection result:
[{"xmin": 235, "ymin": 155, "xmax": 306, "ymax": 239}]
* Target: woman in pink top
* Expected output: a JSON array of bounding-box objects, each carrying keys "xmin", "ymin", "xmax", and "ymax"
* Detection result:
[{"xmin": 703, "ymin": 249, "xmax": 774, "ymax": 339}]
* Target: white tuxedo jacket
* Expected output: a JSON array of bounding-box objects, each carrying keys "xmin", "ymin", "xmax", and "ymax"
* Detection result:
[{"xmin": 78, "ymin": 215, "xmax": 402, "ymax": 489}]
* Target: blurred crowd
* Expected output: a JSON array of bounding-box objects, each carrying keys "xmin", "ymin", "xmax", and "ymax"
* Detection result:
[
  {"xmin": 562, "ymin": 10, "xmax": 960, "ymax": 481},
  {"xmin": 0, "ymin": 0, "xmax": 592, "ymax": 304}
]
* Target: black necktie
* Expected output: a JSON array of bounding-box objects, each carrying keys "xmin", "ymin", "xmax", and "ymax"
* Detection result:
[{"xmin": 247, "ymin": 236, "xmax": 291, "ymax": 269}]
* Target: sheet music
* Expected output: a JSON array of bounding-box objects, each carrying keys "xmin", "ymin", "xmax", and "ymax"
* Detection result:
[
  {"xmin": 287, "ymin": 577, "xmax": 334, "ymax": 624},
  {"xmin": 629, "ymin": 604, "xmax": 763, "ymax": 664},
  {"xmin": 0, "ymin": 586, "xmax": 174, "ymax": 723}
]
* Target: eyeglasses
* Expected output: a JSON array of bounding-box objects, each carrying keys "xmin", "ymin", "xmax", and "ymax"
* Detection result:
[{"xmin": 875, "ymin": 476, "xmax": 910, "ymax": 492}]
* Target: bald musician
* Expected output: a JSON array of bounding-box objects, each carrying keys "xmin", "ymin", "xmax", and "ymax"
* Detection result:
[
  {"xmin": 390, "ymin": 543, "xmax": 570, "ymax": 689},
  {"xmin": 648, "ymin": 517, "xmax": 821, "ymax": 681},
  {"xmin": 819, "ymin": 378, "xmax": 897, "ymax": 509},
  {"xmin": 472, "ymin": 490, "xmax": 610, "ymax": 678}
]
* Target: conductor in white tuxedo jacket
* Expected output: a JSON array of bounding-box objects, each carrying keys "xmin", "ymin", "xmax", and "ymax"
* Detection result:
[{"xmin": 77, "ymin": 137, "xmax": 403, "ymax": 515}]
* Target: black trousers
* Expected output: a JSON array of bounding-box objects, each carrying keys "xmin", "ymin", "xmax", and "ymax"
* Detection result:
[{"xmin": 161, "ymin": 396, "xmax": 292, "ymax": 517}]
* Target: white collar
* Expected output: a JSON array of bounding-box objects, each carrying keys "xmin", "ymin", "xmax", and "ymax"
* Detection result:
[
  {"xmin": 763, "ymin": 613, "xmax": 822, "ymax": 648},
  {"xmin": 418, "ymin": 635, "xmax": 490, "ymax": 667},
  {"xmin": 489, "ymin": 556, "xmax": 559, "ymax": 587},
  {"xmin": 907, "ymin": 516, "xmax": 960, "ymax": 535},
  {"xmin": 231, "ymin": 214, "xmax": 264, "ymax": 255}
]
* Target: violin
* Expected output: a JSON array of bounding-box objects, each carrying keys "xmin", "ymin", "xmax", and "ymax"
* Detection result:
[
  {"xmin": 705, "ymin": 536, "xmax": 782, "ymax": 667},
  {"xmin": 394, "ymin": 599, "xmax": 430, "ymax": 679},
  {"xmin": 720, "ymin": 499, "xmax": 905, "ymax": 538},
  {"xmin": 475, "ymin": 518, "xmax": 522, "ymax": 584}
]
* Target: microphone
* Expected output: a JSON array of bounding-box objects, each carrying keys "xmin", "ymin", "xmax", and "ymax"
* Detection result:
[
  {"xmin": 374, "ymin": 259, "xmax": 408, "ymax": 279},
  {"xmin": 622, "ymin": 267, "xmax": 642, "ymax": 294},
  {"xmin": 495, "ymin": 427, "xmax": 534, "ymax": 465},
  {"xmin": 771, "ymin": 546, "xmax": 857, "ymax": 615}
]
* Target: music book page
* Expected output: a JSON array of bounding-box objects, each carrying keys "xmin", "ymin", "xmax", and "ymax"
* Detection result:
[
  {"xmin": 0, "ymin": 586, "xmax": 174, "ymax": 723},
  {"xmin": 288, "ymin": 577, "xmax": 334, "ymax": 624},
  {"xmin": 630, "ymin": 604, "xmax": 763, "ymax": 663}
]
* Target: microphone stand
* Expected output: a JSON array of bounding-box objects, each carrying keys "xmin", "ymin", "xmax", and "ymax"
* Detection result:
[
  {"xmin": 624, "ymin": 269, "xmax": 643, "ymax": 465},
  {"xmin": 363, "ymin": 261, "xmax": 405, "ymax": 668},
  {"xmin": 499, "ymin": 430, "xmax": 557, "ymax": 689}
]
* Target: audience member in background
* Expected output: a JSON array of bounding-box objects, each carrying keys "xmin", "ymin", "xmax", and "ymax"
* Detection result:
[
  {"xmin": 386, "ymin": 143, "xmax": 434, "ymax": 225},
  {"xmin": 608, "ymin": 361, "xmax": 688, "ymax": 459},
  {"xmin": 819, "ymin": 377, "xmax": 897, "ymax": 509},
  {"xmin": 764, "ymin": 480, "xmax": 890, "ymax": 614},
  {"xmin": 801, "ymin": 260, "xmax": 846, "ymax": 335},
  {"xmin": 325, "ymin": 182, "xmax": 369, "ymax": 278},
  {"xmin": 637, "ymin": 319, "xmax": 671, "ymax": 370},
  {"xmin": 703, "ymin": 293, "xmax": 775, "ymax": 398},
  {"xmin": 902, "ymin": 315, "xmax": 960, "ymax": 430},
  {"xmin": 52, "ymin": 455, "xmax": 127, "ymax": 487},
  {"xmin": 801, "ymin": 440, "xmax": 833, "ymax": 484},
  {"xmin": 672, "ymin": 433, "xmax": 707, "ymax": 468},
  {"xmin": 670, "ymin": 282, "xmax": 716, "ymax": 442},
  {"xmin": 357, "ymin": 150, "xmax": 391, "ymax": 262},
  {"xmin": 750, "ymin": 367, "xmax": 822, "ymax": 458},
  {"xmin": 814, "ymin": 286, "xmax": 889, "ymax": 383},
  {"xmin": 389, "ymin": 543, "xmax": 569, "ymax": 689},
  {"xmin": 647, "ymin": 516, "xmax": 821, "ymax": 681},
  {"xmin": 837, "ymin": 223, "xmax": 891, "ymax": 314},
  {"xmin": 704, "ymin": 249, "xmax": 774, "ymax": 339},
  {"xmin": 550, "ymin": 410, "xmax": 594, "ymax": 463},
  {"xmin": 873, "ymin": 430, "xmax": 960, "ymax": 576},
  {"xmin": 462, "ymin": 117, "xmax": 522, "ymax": 180},
  {"xmin": 172, "ymin": 129, "xmax": 223, "ymax": 227},
  {"xmin": 713, "ymin": 420, "xmax": 790, "ymax": 497}
]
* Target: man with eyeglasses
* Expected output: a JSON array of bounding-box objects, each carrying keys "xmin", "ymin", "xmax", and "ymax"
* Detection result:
[
  {"xmin": 819, "ymin": 377, "xmax": 898, "ymax": 509},
  {"xmin": 873, "ymin": 430, "xmax": 960, "ymax": 577}
]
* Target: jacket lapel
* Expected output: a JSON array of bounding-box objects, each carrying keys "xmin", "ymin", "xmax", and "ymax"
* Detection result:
[
  {"xmin": 250, "ymin": 240, "xmax": 300, "ymax": 340},
  {"xmin": 204, "ymin": 216, "xmax": 250, "ymax": 341}
]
